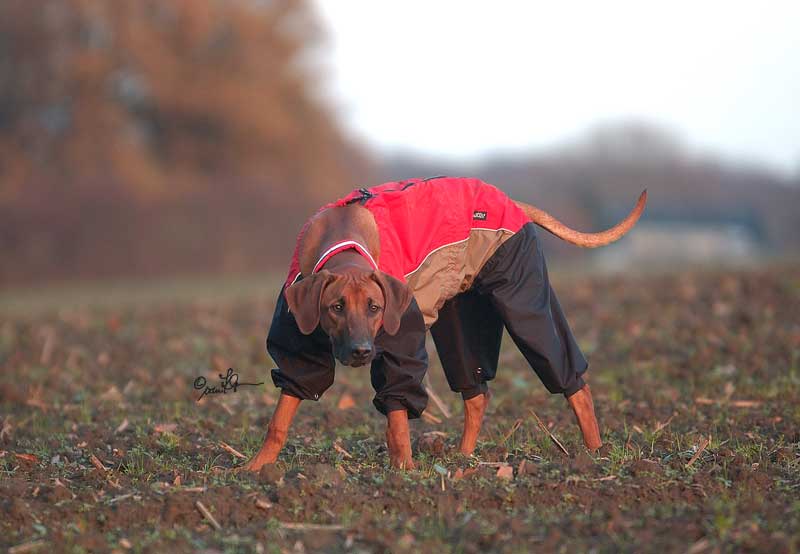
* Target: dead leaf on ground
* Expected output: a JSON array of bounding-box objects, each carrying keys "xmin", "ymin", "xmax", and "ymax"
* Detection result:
[
  {"xmin": 154, "ymin": 423, "xmax": 178, "ymax": 434},
  {"xmin": 337, "ymin": 393, "xmax": 356, "ymax": 410},
  {"xmin": 0, "ymin": 418, "xmax": 12, "ymax": 441},
  {"xmin": 453, "ymin": 467, "xmax": 478, "ymax": 480},
  {"xmin": 496, "ymin": 465, "xmax": 514, "ymax": 481},
  {"xmin": 115, "ymin": 418, "xmax": 129, "ymax": 434},
  {"xmin": 255, "ymin": 498, "xmax": 273, "ymax": 510},
  {"xmin": 26, "ymin": 385, "xmax": 48, "ymax": 411},
  {"xmin": 14, "ymin": 452, "xmax": 39, "ymax": 463},
  {"xmin": 100, "ymin": 385, "xmax": 123, "ymax": 402}
]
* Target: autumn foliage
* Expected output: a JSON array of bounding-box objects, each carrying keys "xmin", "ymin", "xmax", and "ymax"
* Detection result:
[{"xmin": 0, "ymin": 0, "xmax": 370, "ymax": 283}]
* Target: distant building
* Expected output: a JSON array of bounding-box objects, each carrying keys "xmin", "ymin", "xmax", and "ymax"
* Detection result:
[{"xmin": 593, "ymin": 208, "xmax": 766, "ymax": 270}]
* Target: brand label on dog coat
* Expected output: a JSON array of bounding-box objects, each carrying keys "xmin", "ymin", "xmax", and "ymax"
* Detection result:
[{"xmin": 473, "ymin": 210, "xmax": 488, "ymax": 220}]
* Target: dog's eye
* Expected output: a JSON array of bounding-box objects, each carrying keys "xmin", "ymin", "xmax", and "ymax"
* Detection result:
[
  {"xmin": 369, "ymin": 304, "xmax": 382, "ymax": 313},
  {"xmin": 331, "ymin": 303, "xmax": 344, "ymax": 313}
]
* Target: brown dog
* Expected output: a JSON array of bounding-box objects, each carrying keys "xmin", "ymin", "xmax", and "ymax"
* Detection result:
[{"xmin": 243, "ymin": 178, "xmax": 646, "ymax": 471}]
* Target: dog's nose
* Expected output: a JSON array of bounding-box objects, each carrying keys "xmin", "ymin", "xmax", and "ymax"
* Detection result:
[{"xmin": 350, "ymin": 344, "xmax": 373, "ymax": 360}]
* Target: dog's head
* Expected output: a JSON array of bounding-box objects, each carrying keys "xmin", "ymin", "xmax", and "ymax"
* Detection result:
[{"xmin": 285, "ymin": 269, "xmax": 413, "ymax": 367}]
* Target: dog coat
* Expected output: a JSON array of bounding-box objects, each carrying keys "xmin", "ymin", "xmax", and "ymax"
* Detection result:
[{"xmin": 285, "ymin": 177, "xmax": 531, "ymax": 327}]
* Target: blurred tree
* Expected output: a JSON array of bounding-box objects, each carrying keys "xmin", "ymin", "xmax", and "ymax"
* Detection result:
[{"xmin": 0, "ymin": 0, "xmax": 371, "ymax": 282}]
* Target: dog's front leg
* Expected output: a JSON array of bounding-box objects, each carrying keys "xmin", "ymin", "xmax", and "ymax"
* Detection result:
[
  {"xmin": 386, "ymin": 409, "xmax": 415, "ymax": 469},
  {"xmin": 242, "ymin": 392, "xmax": 302, "ymax": 472},
  {"xmin": 459, "ymin": 393, "xmax": 488, "ymax": 455}
]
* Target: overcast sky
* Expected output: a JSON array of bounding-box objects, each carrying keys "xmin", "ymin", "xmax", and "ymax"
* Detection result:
[{"xmin": 312, "ymin": 1, "xmax": 800, "ymax": 174}]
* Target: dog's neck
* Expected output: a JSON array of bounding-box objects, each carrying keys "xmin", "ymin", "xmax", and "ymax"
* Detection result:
[{"xmin": 298, "ymin": 204, "xmax": 381, "ymax": 276}]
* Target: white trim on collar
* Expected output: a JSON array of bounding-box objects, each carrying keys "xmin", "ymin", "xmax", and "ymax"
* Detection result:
[{"xmin": 311, "ymin": 240, "xmax": 378, "ymax": 274}]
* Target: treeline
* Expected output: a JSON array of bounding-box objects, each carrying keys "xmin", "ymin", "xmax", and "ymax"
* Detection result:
[
  {"xmin": 1, "ymin": 2, "xmax": 797, "ymax": 284},
  {"xmin": 0, "ymin": 0, "xmax": 370, "ymax": 283}
]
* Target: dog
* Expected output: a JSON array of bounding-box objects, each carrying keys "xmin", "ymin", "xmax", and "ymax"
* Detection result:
[{"xmin": 243, "ymin": 177, "xmax": 646, "ymax": 470}]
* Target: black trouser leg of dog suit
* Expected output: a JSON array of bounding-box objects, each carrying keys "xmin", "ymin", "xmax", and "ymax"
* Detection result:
[
  {"xmin": 268, "ymin": 283, "xmax": 429, "ymax": 419},
  {"xmin": 431, "ymin": 222, "xmax": 588, "ymax": 399},
  {"xmin": 430, "ymin": 289, "xmax": 503, "ymax": 400}
]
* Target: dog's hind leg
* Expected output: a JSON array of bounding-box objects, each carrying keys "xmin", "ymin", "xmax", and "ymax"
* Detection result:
[
  {"xmin": 429, "ymin": 290, "xmax": 501, "ymax": 457},
  {"xmin": 459, "ymin": 392, "xmax": 489, "ymax": 455},
  {"xmin": 567, "ymin": 384, "xmax": 602, "ymax": 451}
]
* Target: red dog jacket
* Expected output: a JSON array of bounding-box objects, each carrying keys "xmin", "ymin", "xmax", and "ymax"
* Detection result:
[{"xmin": 286, "ymin": 177, "xmax": 530, "ymax": 326}]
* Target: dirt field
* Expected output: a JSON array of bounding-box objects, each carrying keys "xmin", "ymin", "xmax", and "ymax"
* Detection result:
[{"xmin": 1, "ymin": 265, "xmax": 798, "ymax": 553}]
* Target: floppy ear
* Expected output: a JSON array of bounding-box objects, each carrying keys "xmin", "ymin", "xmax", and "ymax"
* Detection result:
[
  {"xmin": 372, "ymin": 271, "xmax": 413, "ymax": 335},
  {"xmin": 285, "ymin": 271, "xmax": 335, "ymax": 335}
]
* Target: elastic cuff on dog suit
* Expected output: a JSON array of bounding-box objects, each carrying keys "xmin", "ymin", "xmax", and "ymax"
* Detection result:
[
  {"xmin": 375, "ymin": 397, "xmax": 424, "ymax": 419},
  {"xmin": 460, "ymin": 382, "xmax": 488, "ymax": 401},
  {"xmin": 279, "ymin": 389, "xmax": 303, "ymax": 400},
  {"xmin": 563, "ymin": 376, "xmax": 587, "ymax": 399}
]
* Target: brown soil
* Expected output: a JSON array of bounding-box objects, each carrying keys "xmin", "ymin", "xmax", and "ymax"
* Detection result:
[{"xmin": 1, "ymin": 265, "xmax": 798, "ymax": 553}]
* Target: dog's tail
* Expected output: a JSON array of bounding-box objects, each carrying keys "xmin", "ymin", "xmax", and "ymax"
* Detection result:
[{"xmin": 512, "ymin": 190, "xmax": 648, "ymax": 248}]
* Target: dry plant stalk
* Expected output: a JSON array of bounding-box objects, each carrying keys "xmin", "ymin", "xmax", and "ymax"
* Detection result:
[
  {"xmin": 219, "ymin": 441, "xmax": 246, "ymax": 459},
  {"xmin": 423, "ymin": 375, "xmax": 451, "ymax": 418},
  {"xmin": 9, "ymin": 540, "xmax": 47, "ymax": 554},
  {"xmin": 695, "ymin": 397, "xmax": 761, "ymax": 408},
  {"xmin": 501, "ymin": 419, "xmax": 523, "ymax": 443},
  {"xmin": 528, "ymin": 408, "xmax": 569, "ymax": 456},
  {"xmin": 685, "ymin": 436, "xmax": 711, "ymax": 468},
  {"xmin": 89, "ymin": 454, "xmax": 108, "ymax": 472},
  {"xmin": 421, "ymin": 411, "xmax": 442, "ymax": 424},
  {"xmin": 653, "ymin": 413, "xmax": 675, "ymax": 433},
  {"xmin": 333, "ymin": 442, "xmax": 353, "ymax": 458},
  {"xmin": 195, "ymin": 500, "xmax": 222, "ymax": 531},
  {"xmin": 280, "ymin": 522, "xmax": 346, "ymax": 531}
]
